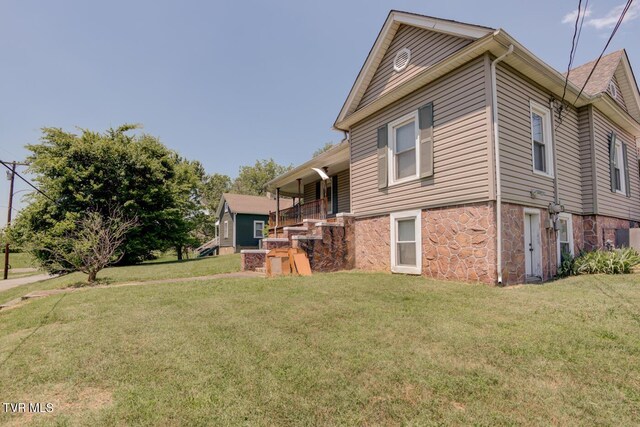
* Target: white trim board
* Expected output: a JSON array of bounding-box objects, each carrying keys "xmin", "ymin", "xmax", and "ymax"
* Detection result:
[{"xmin": 390, "ymin": 209, "xmax": 422, "ymax": 275}]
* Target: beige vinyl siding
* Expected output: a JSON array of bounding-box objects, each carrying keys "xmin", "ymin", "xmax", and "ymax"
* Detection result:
[
  {"xmin": 336, "ymin": 169, "xmax": 350, "ymax": 213},
  {"xmin": 302, "ymin": 169, "xmax": 351, "ymax": 213},
  {"xmin": 303, "ymin": 182, "xmax": 315, "ymax": 203},
  {"xmin": 350, "ymin": 56, "xmax": 490, "ymax": 217},
  {"xmin": 496, "ymin": 63, "xmax": 583, "ymax": 214},
  {"xmin": 592, "ymin": 107, "xmax": 640, "ymax": 220},
  {"xmin": 578, "ymin": 107, "xmax": 596, "ymax": 214},
  {"xmin": 357, "ymin": 24, "xmax": 472, "ymax": 110}
]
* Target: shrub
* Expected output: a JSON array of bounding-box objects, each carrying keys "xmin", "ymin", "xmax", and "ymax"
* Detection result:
[
  {"xmin": 570, "ymin": 247, "xmax": 640, "ymax": 275},
  {"xmin": 557, "ymin": 251, "xmax": 577, "ymax": 277}
]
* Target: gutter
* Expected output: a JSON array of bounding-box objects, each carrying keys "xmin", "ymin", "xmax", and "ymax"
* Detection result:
[{"xmin": 490, "ymin": 43, "xmax": 514, "ymax": 285}]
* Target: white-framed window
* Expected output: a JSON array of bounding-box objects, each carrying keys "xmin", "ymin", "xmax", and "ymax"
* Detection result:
[
  {"xmin": 224, "ymin": 220, "xmax": 229, "ymax": 239},
  {"xmin": 388, "ymin": 111, "xmax": 420, "ymax": 185},
  {"xmin": 253, "ymin": 220, "xmax": 265, "ymax": 239},
  {"xmin": 530, "ymin": 101, "xmax": 554, "ymax": 178},
  {"xmin": 612, "ymin": 139, "xmax": 626, "ymax": 194},
  {"xmin": 390, "ymin": 210, "xmax": 422, "ymax": 275},
  {"xmin": 557, "ymin": 213, "xmax": 574, "ymax": 264}
]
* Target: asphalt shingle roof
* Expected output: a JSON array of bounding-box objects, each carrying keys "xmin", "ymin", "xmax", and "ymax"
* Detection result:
[
  {"xmin": 221, "ymin": 193, "xmax": 293, "ymax": 216},
  {"xmin": 566, "ymin": 50, "xmax": 624, "ymax": 96}
]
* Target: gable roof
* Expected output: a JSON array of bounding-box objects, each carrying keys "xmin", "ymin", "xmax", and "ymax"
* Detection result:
[
  {"xmin": 566, "ymin": 50, "xmax": 624, "ymax": 96},
  {"xmin": 567, "ymin": 50, "xmax": 640, "ymax": 122},
  {"xmin": 334, "ymin": 10, "xmax": 494, "ymax": 128},
  {"xmin": 333, "ymin": 11, "xmax": 640, "ymax": 135},
  {"xmin": 217, "ymin": 193, "xmax": 292, "ymax": 217}
]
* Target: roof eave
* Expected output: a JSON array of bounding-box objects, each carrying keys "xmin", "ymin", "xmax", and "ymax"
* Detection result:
[
  {"xmin": 334, "ymin": 11, "xmax": 494, "ymax": 129},
  {"xmin": 265, "ymin": 140, "xmax": 350, "ymax": 191},
  {"xmin": 593, "ymin": 94, "xmax": 640, "ymax": 137},
  {"xmin": 335, "ymin": 33, "xmax": 497, "ymax": 130},
  {"xmin": 335, "ymin": 29, "xmax": 597, "ymax": 130}
]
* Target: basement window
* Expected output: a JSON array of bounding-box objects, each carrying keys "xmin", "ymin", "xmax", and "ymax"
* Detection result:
[{"xmin": 390, "ymin": 210, "xmax": 422, "ymax": 275}]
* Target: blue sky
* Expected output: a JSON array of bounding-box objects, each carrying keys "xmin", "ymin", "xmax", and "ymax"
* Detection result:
[{"xmin": 0, "ymin": 0, "xmax": 639, "ymax": 223}]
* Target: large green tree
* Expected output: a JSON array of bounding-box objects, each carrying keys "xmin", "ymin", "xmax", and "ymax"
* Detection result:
[
  {"xmin": 232, "ymin": 159, "xmax": 292, "ymax": 196},
  {"xmin": 15, "ymin": 125, "xmax": 204, "ymax": 266},
  {"xmin": 202, "ymin": 173, "xmax": 232, "ymax": 216}
]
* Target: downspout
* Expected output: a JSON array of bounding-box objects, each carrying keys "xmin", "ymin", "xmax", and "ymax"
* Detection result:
[
  {"xmin": 549, "ymin": 98, "xmax": 560, "ymax": 279},
  {"xmin": 491, "ymin": 44, "xmax": 514, "ymax": 285}
]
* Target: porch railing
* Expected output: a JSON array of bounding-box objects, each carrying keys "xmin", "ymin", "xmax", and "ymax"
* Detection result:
[{"xmin": 269, "ymin": 199, "xmax": 326, "ymax": 228}]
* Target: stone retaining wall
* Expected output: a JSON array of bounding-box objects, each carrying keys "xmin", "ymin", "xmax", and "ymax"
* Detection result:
[{"xmin": 240, "ymin": 250, "xmax": 268, "ymax": 272}]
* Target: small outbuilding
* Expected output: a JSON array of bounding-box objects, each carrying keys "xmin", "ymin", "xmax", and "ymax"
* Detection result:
[{"xmin": 216, "ymin": 193, "xmax": 292, "ymax": 254}]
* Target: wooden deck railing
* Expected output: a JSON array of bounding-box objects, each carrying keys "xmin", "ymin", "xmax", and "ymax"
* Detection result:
[{"xmin": 269, "ymin": 199, "xmax": 326, "ymax": 228}]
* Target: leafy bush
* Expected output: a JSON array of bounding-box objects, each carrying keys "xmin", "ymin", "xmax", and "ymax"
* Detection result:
[
  {"xmin": 568, "ymin": 247, "xmax": 640, "ymax": 275},
  {"xmin": 557, "ymin": 251, "xmax": 577, "ymax": 277}
]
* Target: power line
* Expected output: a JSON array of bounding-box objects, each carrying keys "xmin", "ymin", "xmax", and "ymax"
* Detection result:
[
  {"xmin": 0, "ymin": 159, "xmax": 55, "ymax": 203},
  {"xmin": 560, "ymin": 0, "xmax": 585, "ymax": 108},
  {"xmin": 572, "ymin": 0, "xmax": 634, "ymax": 107},
  {"xmin": 557, "ymin": 0, "xmax": 588, "ymax": 129}
]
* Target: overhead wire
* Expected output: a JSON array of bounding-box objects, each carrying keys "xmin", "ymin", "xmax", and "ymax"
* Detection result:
[
  {"xmin": 0, "ymin": 159, "xmax": 55, "ymax": 203},
  {"xmin": 572, "ymin": 0, "xmax": 634, "ymax": 106},
  {"xmin": 556, "ymin": 0, "xmax": 588, "ymax": 129}
]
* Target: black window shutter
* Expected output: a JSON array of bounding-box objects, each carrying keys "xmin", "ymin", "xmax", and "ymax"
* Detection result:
[
  {"xmin": 609, "ymin": 132, "xmax": 617, "ymax": 193},
  {"xmin": 332, "ymin": 176, "xmax": 338, "ymax": 213},
  {"xmin": 418, "ymin": 102, "xmax": 434, "ymax": 178},
  {"xmin": 623, "ymin": 142, "xmax": 631, "ymax": 197},
  {"xmin": 315, "ymin": 181, "xmax": 321, "ymax": 200},
  {"xmin": 377, "ymin": 125, "xmax": 388, "ymax": 189}
]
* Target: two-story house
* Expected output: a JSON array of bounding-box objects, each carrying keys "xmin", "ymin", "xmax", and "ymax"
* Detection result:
[{"xmin": 260, "ymin": 10, "xmax": 640, "ymax": 285}]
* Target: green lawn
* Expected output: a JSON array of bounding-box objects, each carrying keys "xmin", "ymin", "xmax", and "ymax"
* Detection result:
[
  {"xmin": 4, "ymin": 252, "xmax": 37, "ymax": 269},
  {"xmin": 0, "ymin": 254, "xmax": 241, "ymax": 305},
  {"xmin": 1, "ymin": 271, "xmax": 639, "ymax": 425}
]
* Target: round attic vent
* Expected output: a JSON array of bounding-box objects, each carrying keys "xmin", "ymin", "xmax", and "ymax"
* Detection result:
[{"xmin": 393, "ymin": 48, "xmax": 411, "ymax": 72}]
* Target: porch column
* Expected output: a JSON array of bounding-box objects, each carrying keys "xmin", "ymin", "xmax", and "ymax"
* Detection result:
[
  {"xmin": 275, "ymin": 187, "xmax": 280, "ymax": 237},
  {"xmin": 297, "ymin": 178, "xmax": 302, "ymax": 223},
  {"xmin": 322, "ymin": 167, "xmax": 329, "ymax": 219}
]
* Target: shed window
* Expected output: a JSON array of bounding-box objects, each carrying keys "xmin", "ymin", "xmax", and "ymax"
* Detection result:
[
  {"xmin": 224, "ymin": 221, "xmax": 229, "ymax": 239},
  {"xmin": 253, "ymin": 221, "xmax": 264, "ymax": 239}
]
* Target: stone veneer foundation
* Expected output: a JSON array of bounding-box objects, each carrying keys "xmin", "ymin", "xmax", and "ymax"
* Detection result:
[
  {"xmin": 355, "ymin": 202, "xmax": 497, "ymax": 284},
  {"xmin": 355, "ymin": 201, "xmax": 636, "ymax": 285},
  {"xmin": 583, "ymin": 215, "xmax": 633, "ymax": 250}
]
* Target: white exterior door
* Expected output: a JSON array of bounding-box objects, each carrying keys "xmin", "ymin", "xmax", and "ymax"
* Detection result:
[{"xmin": 524, "ymin": 211, "xmax": 542, "ymax": 279}]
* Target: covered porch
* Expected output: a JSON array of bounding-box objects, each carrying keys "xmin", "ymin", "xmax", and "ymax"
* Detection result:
[{"xmin": 266, "ymin": 141, "xmax": 351, "ymax": 234}]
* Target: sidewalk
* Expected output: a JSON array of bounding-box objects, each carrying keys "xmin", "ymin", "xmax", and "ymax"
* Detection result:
[
  {"xmin": 0, "ymin": 273, "xmax": 52, "ymax": 292},
  {"xmin": 0, "ymin": 271, "xmax": 264, "ymax": 312}
]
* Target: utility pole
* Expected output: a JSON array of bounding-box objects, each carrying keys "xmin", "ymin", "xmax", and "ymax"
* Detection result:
[
  {"xmin": 3, "ymin": 162, "xmax": 16, "ymax": 280},
  {"xmin": 2, "ymin": 161, "xmax": 29, "ymax": 280}
]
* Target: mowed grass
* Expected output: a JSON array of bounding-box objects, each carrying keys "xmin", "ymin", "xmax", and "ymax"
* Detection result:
[
  {"xmin": 0, "ymin": 254, "xmax": 241, "ymax": 305},
  {"xmin": 5, "ymin": 252, "xmax": 37, "ymax": 269},
  {"xmin": 1, "ymin": 272, "xmax": 640, "ymax": 425}
]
